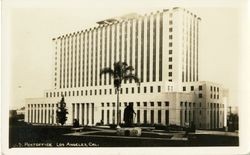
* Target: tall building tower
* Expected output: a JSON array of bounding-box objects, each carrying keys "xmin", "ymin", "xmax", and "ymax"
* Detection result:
[
  {"xmin": 50, "ymin": 7, "xmax": 201, "ymax": 92},
  {"xmin": 25, "ymin": 7, "xmax": 226, "ymax": 130},
  {"xmin": 170, "ymin": 8, "xmax": 201, "ymax": 91}
]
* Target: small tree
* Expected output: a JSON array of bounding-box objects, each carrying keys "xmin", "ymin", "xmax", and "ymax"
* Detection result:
[{"xmin": 56, "ymin": 96, "xmax": 68, "ymax": 126}]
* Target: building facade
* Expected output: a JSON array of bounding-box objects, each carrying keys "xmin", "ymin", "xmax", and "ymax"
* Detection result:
[{"xmin": 25, "ymin": 7, "xmax": 227, "ymax": 129}]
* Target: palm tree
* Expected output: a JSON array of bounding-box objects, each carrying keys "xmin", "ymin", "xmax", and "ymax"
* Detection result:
[{"xmin": 100, "ymin": 61, "xmax": 140, "ymax": 127}]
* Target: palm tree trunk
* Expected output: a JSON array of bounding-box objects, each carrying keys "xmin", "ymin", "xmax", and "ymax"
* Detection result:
[{"xmin": 116, "ymin": 88, "xmax": 120, "ymax": 126}]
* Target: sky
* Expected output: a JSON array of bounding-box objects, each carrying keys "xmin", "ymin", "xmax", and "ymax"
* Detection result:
[{"xmin": 7, "ymin": 0, "xmax": 244, "ymax": 109}]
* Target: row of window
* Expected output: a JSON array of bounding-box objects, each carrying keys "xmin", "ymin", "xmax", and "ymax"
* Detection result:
[
  {"xmin": 72, "ymin": 103, "xmax": 95, "ymax": 125},
  {"xmin": 183, "ymin": 85, "xmax": 220, "ymax": 92},
  {"xmin": 28, "ymin": 103, "xmax": 57, "ymax": 108},
  {"xmin": 211, "ymin": 94, "xmax": 220, "ymax": 99},
  {"xmin": 27, "ymin": 108, "xmax": 57, "ymax": 124},
  {"xmin": 168, "ymin": 16, "xmax": 173, "ymax": 82},
  {"xmin": 46, "ymin": 85, "xmax": 162, "ymax": 98},
  {"xmin": 101, "ymin": 101, "xmax": 170, "ymax": 107},
  {"xmin": 211, "ymin": 86, "xmax": 220, "ymax": 92},
  {"xmin": 101, "ymin": 109, "xmax": 170, "ymax": 125},
  {"xmin": 180, "ymin": 102, "xmax": 197, "ymax": 107},
  {"xmin": 181, "ymin": 13, "xmax": 199, "ymax": 83},
  {"xmin": 180, "ymin": 101, "xmax": 224, "ymax": 109},
  {"xmin": 210, "ymin": 103, "xmax": 224, "ymax": 108},
  {"xmin": 182, "ymin": 85, "xmax": 202, "ymax": 91},
  {"xmin": 180, "ymin": 110, "xmax": 223, "ymax": 128},
  {"xmin": 56, "ymin": 11, "xmax": 166, "ymax": 89}
]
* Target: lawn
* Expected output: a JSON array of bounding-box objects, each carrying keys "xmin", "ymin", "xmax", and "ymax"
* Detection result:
[{"xmin": 9, "ymin": 123, "xmax": 239, "ymax": 147}]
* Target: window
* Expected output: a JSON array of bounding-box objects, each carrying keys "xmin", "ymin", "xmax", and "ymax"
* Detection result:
[
  {"xmin": 124, "ymin": 102, "xmax": 127, "ymax": 106},
  {"xmin": 210, "ymin": 86, "xmax": 213, "ymax": 91},
  {"xmin": 169, "ymin": 79, "xmax": 172, "ymax": 82},
  {"xmin": 138, "ymin": 87, "xmax": 140, "ymax": 93},
  {"xmin": 144, "ymin": 110, "xmax": 147, "ymax": 124},
  {"xmin": 112, "ymin": 102, "xmax": 115, "ymax": 107},
  {"xmin": 151, "ymin": 110, "xmax": 154, "ymax": 124},
  {"xmin": 169, "ymin": 65, "xmax": 172, "ymax": 69},
  {"xmin": 126, "ymin": 88, "xmax": 128, "ymax": 94},
  {"xmin": 169, "ymin": 35, "xmax": 173, "ymax": 39},
  {"xmin": 110, "ymin": 89, "xmax": 112, "ymax": 95},
  {"xmin": 101, "ymin": 110, "xmax": 104, "ymax": 121},
  {"xmin": 150, "ymin": 86, "xmax": 153, "ymax": 93},
  {"xmin": 185, "ymin": 102, "xmax": 187, "ymax": 107},
  {"xmin": 73, "ymin": 91, "xmax": 75, "ymax": 96},
  {"xmin": 193, "ymin": 102, "xmax": 196, "ymax": 107},
  {"xmin": 217, "ymin": 87, "xmax": 219, "ymax": 92},
  {"xmin": 46, "ymin": 93, "xmax": 48, "ymax": 98},
  {"xmin": 137, "ymin": 102, "xmax": 140, "ymax": 107},
  {"xmin": 144, "ymin": 87, "xmax": 147, "ymax": 93},
  {"xmin": 157, "ymin": 102, "xmax": 161, "ymax": 106},
  {"xmin": 150, "ymin": 102, "xmax": 154, "ymax": 106},
  {"xmin": 210, "ymin": 94, "xmax": 213, "ymax": 98},
  {"xmin": 169, "ymin": 20, "xmax": 173, "ymax": 25},
  {"xmin": 199, "ymin": 110, "xmax": 202, "ymax": 115},
  {"xmin": 217, "ymin": 95, "xmax": 219, "ymax": 99},
  {"xmin": 169, "ymin": 57, "xmax": 172, "ymax": 62},
  {"xmin": 77, "ymin": 91, "xmax": 79, "ymax": 96},
  {"xmin": 120, "ymin": 88, "xmax": 123, "ymax": 94},
  {"xmin": 191, "ymin": 86, "xmax": 194, "ymax": 91},
  {"xmin": 104, "ymin": 89, "xmax": 107, "ymax": 95},
  {"xmin": 99, "ymin": 89, "xmax": 102, "ymax": 95},
  {"xmin": 101, "ymin": 103, "xmax": 104, "ymax": 107},
  {"xmin": 180, "ymin": 102, "xmax": 183, "ymax": 106},
  {"xmin": 165, "ymin": 101, "xmax": 169, "ymax": 106},
  {"xmin": 169, "ymin": 42, "xmax": 172, "ymax": 47},
  {"xmin": 137, "ymin": 110, "xmax": 140, "ymax": 123},
  {"xmin": 189, "ymin": 102, "xmax": 191, "ymax": 107},
  {"xmin": 214, "ymin": 94, "xmax": 216, "ymax": 99},
  {"xmin": 90, "ymin": 90, "xmax": 92, "ymax": 96},
  {"xmin": 165, "ymin": 110, "xmax": 169, "ymax": 125},
  {"xmin": 81, "ymin": 90, "xmax": 84, "ymax": 96},
  {"xmin": 131, "ymin": 87, "xmax": 134, "ymax": 94},
  {"xmin": 143, "ymin": 102, "xmax": 147, "ymax": 106},
  {"xmin": 214, "ymin": 87, "xmax": 216, "ymax": 91},
  {"xmin": 85, "ymin": 90, "xmax": 88, "ymax": 96},
  {"xmin": 199, "ymin": 102, "xmax": 202, "ymax": 107},
  {"xmin": 169, "ymin": 72, "xmax": 172, "ymax": 77},
  {"xmin": 158, "ymin": 86, "xmax": 161, "ymax": 92},
  {"xmin": 169, "ymin": 27, "xmax": 173, "ymax": 32},
  {"xmin": 158, "ymin": 110, "xmax": 162, "ymax": 124},
  {"xmin": 183, "ymin": 86, "xmax": 186, "ymax": 91},
  {"xmin": 95, "ymin": 89, "xmax": 97, "ymax": 95},
  {"xmin": 169, "ymin": 50, "xmax": 172, "ymax": 54},
  {"xmin": 105, "ymin": 109, "xmax": 109, "ymax": 124},
  {"xmin": 199, "ymin": 85, "xmax": 202, "ymax": 91},
  {"xmin": 68, "ymin": 91, "xmax": 70, "ymax": 96},
  {"xmin": 107, "ymin": 103, "xmax": 110, "ymax": 107}
]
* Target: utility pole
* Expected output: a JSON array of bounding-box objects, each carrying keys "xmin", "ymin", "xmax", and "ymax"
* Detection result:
[{"xmin": 229, "ymin": 106, "xmax": 232, "ymax": 114}]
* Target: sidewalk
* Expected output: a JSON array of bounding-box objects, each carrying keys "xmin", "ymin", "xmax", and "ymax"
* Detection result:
[
  {"xmin": 194, "ymin": 130, "xmax": 238, "ymax": 137},
  {"xmin": 63, "ymin": 127, "xmax": 189, "ymax": 141}
]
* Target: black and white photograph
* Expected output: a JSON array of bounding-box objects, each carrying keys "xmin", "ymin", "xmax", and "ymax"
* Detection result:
[{"xmin": 1, "ymin": 0, "xmax": 250, "ymax": 154}]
